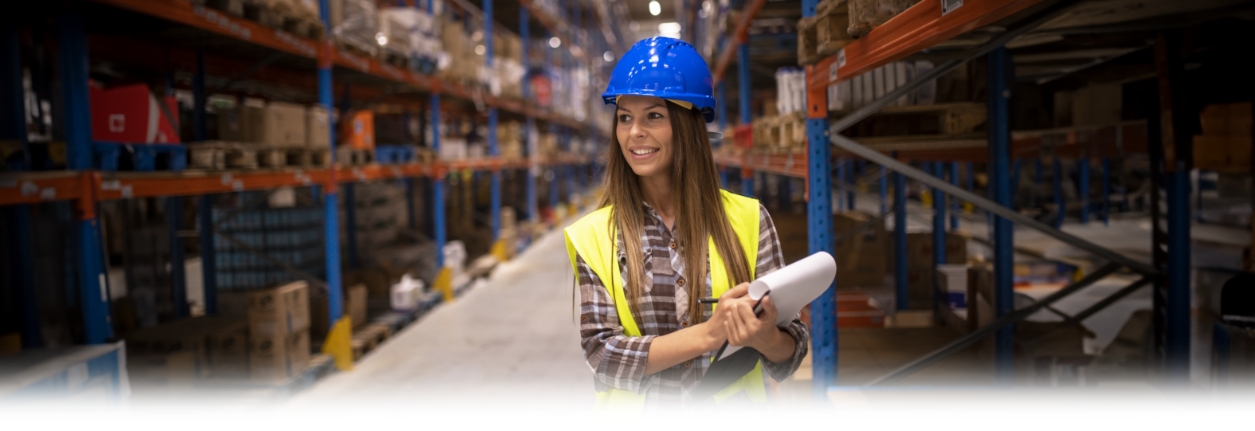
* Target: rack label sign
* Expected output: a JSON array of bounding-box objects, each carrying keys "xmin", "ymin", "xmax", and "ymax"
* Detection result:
[
  {"xmin": 837, "ymin": 49, "xmax": 847, "ymax": 68},
  {"xmin": 940, "ymin": 0, "xmax": 963, "ymax": 16}
]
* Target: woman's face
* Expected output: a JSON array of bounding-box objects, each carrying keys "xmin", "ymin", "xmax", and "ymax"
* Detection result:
[{"xmin": 615, "ymin": 95, "xmax": 674, "ymax": 179}]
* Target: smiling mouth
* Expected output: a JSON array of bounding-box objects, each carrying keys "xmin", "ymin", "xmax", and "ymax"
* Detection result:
[{"xmin": 630, "ymin": 148, "xmax": 659, "ymax": 155}]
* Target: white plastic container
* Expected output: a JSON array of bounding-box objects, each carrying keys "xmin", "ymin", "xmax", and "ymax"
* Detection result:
[{"xmin": 391, "ymin": 274, "xmax": 425, "ymax": 312}]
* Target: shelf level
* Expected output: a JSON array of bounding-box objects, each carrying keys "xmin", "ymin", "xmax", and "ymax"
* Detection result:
[
  {"xmin": 85, "ymin": 0, "xmax": 583, "ymax": 127},
  {"xmin": 712, "ymin": 0, "xmax": 768, "ymax": 84},
  {"xmin": 807, "ymin": 0, "xmax": 1048, "ymax": 92}
]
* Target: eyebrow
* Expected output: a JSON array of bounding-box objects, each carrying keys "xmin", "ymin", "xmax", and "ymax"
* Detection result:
[{"xmin": 617, "ymin": 104, "xmax": 666, "ymax": 113}]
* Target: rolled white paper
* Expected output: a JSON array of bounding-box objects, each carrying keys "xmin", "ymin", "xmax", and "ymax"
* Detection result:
[{"xmin": 718, "ymin": 251, "xmax": 837, "ymax": 359}]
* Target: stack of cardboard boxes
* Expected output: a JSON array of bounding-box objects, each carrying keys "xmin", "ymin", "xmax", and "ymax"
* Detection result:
[
  {"xmin": 1194, "ymin": 102, "xmax": 1252, "ymax": 170},
  {"xmin": 125, "ymin": 316, "xmax": 250, "ymax": 387},
  {"xmin": 498, "ymin": 121, "xmax": 524, "ymax": 160},
  {"xmin": 219, "ymin": 281, "xmax": 312, "ymax": 382},
  {"xmin": 217, "ymin": 102, "xmax": 330, "ymax": 150},
  {"xmin": 330, "ymin": 0, "xmax": 380, "ymax": 57},
  {"xmin": 438, "ymin": 20, "xmax": 482, "ymax": 86}
]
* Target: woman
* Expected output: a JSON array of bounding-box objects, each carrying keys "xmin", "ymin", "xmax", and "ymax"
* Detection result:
[{"xmin": 563, "ymin": 37, "xmax": 809, "ymax": 409}]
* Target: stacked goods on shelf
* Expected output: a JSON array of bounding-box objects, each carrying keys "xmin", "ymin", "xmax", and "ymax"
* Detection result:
[
  {"xmin": 493, "ymin": 32, "xmax": 526, "ymax": 99},
  {"xmin": 827, "ymin": 61, "xmax": 936, "ymax": 112},
  {"xmin": 374, "ymin": 112, "xmax": 419, "ymax": 145},
  {"xmin": 1193, "ymin": 102, "xmax": 1252, "ymax": 170},
  {"xmin": 498, "ymin": 120, "xmax": 524, "ymax": 160},
  {"xmin": 437, "ymin": 19, "xmax": 484, "ymax": 89},
  {"xmin": 748, "ymin": 68, "xmax": 808, "ymax": 154},
  {"xmin": 1052, "ymin": 83, "xmax": 1122, "ymax": 128},
  {"xmin": 219, "ymin": 281, "xmax": 312, "ymax": 381},
  {"xmin": 376, "ymin": 6, "xmax": 444, "ymax": 71},
  {"xmin": 330, "ymin": 0, "xmax": 379, "ymax": 57},
  {"xmin": 211, "ymin": 200, "xmax": 326, "ymax": 292},
  {"xmin": 201, "ymin": 100, "xmax": 330, "ymax": 169},
  {"xmin": 848, "ymin": 0, "xmax": 920, "ymax": 37},
  {"xmin": 124, "ymin": 316, "xmax": 251, "ymax": 387},
  {"xmin": 337, "ymin": 110, "xmax": 376, "ymax": 165},
  {"xmin": 498, "ymin": 206, "xmax": 518, "ymax": 259},
  {"xmin": 90, "ymin": 83, "xmax": 180, "ymax": 144},
  {"xmin": 263, "ymin": 0, "xmax": 325, "ymax": 39},
  {"xmin": 832, "ymin": 211, "xmax": 889, "ymax": 288},
  {"xmin": 798, "ymin": 0, "xmax": 856, "ymax": 65}
]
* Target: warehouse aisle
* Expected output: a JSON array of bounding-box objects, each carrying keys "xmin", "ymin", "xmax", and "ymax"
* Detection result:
[{"xmin": 289, "ymin": 225, "xmax": 592, "ymax": 407}]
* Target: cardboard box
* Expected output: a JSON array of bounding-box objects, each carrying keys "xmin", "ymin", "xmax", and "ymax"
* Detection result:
[
  {"xmin": 347, "ymin": 283, "xmax": 368, "ymax": 329},
  {"xmin": 897, "ymin": 231, "xmax": 969, "ymax": 270},
  {"xmin": 205, "ymin": 319, "xmax": 249, "ymax": 379},
  {"xmin": 307, "ymin": 106, "xmax": 330, "ymax": 149},
  {"xmin": 1071, "ymin": 84, "xmax": 1122, "ymax": 127},
  {"xmin": 260, "ymin": 102, "xmax": 307, "ymax": 147},
  {"xmin": 249, "ymin": 329, "xmax": 310, "ymax": 382},
  {"xmin": 340, "ymin": 111, "xmax": 376, "ymax": 150},
  {"xmin": 245, "ymin": 281, "xmax": 311, "ymax": 338},
  {"xmin": 833, "ymin": 211, "xmax": 889, "ymax": 288},
  {"xmin": 936, "ymin": 264, "xmax": 969, "ymax": 309},
  {"xmin": 90, "ymin": 83, "xmax": 180, "ymax": 144}
]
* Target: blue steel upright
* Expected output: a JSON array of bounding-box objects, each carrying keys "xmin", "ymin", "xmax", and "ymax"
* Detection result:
[
  {"xmin": 987, "ymin": 46, "xmax": 1015, "ymax": 379},
  {"xmin": 1165, "ymin": 166, "xmax": 1191, "ymax": 376},
  {"xmin": 931, "ymin": 162, "xmax": 946, "ymax": 316},
  {"xmin": 879, "ymin": 165, "xmax": 887, "ymax": 214},
  {"xmin": 1079, "ymin": 158, "xmax": 1090, "ymax": 223},
  {"xmin": 485, "ymin": 0, "xmax": 501, "ymax": 240},
  {"xmin": 318, "ymin": 0, "xmax": 345, "ymax": 325},
  {"xmin": 3, "ymin": 23, "xmax": 40, "ymax": 347},
  {"xmin": 59, "ymin": 10, "xmax": 112, "ymax": 343},
  {"xmin": 431, "ymin": 93, "xmax": 447, "ymax": 268},
  {"xmin": 1053, "ymin": 158, "xmax": 1064, "ymax": 228},
  {"xmin": 802, "ymin": 0, "xmax": 835, "ymax": 398},
  {"xmin": 893, "ymin": 153, "xmax": 907, "ymax": 311},
  {"xmin": 949, "ymin": 162, "xmax": 959, "ymax": 230},
  {"xmin": 1102, "ymin": 158, "xmax": 1111, "ymax": 225}
]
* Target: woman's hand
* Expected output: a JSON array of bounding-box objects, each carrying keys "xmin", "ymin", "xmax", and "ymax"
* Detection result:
[
  {"xmin": 702, "ymin": 282, "xmax": 750, "ymax": 350},
  {"xmin": 726, "ymin": 295, "xmax": 783, "ymax": 352}
]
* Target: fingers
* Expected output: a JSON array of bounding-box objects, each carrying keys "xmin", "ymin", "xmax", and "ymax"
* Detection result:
[
  {"xmin": 727, "ymin": 302, "xmax": 749, "ymax": 346},
  {"xmin": 721, "ymin": 282, "xmax": 750, "ymax": 300},
  {"xmin": 759, "ymin": 296, "xmax": 779, "ymax": 322}
]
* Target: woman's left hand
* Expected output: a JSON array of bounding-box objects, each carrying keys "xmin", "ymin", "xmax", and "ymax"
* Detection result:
[{"xmin": 725, "ymin": 295, "xmax": 781, "ymax": 351}]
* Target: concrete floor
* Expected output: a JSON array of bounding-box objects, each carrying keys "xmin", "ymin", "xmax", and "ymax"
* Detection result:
[{"xmin": 289, "ymin": 225, "xmax": 594, "ymax": 407}]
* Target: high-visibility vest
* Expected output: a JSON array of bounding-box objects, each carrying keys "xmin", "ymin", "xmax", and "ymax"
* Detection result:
[{"xmin": 564, "ymin": 189, "xmax": 766, "ymax": 409}]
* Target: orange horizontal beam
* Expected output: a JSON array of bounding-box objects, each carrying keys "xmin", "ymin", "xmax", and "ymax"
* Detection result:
[
  {"xmin": 808, "ymin": 0, "xmax": 1047, "ymax": 92},
  {"xmin": 0, "ymin": 172, "xmax": 84, "ymax": 205},
  {"xmin": 712, "ymin": 0, "xmax": 767, "ymax": 84},
  {"xmin": 91, "ymin": 0, "xmax": 320, "ymax": 59}
]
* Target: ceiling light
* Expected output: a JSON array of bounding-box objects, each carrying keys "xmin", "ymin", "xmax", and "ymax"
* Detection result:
[
  {"xmin": 549, "ymin": 37, "xmax": 561, "ymax": 48},
  {"xmin": 375, "ymin": 33, "xmax": 388, "ymax": 46},
  {"xmin": 658, "ymin": 22, "xmax": 682, "ymax": 34},
  {"xmin": 603, "ymin": 51, "xmax": 614, "ymax": 63},
  {"xmin": 649, "ymin": 1, "xmax": 661, "ymax": 16},
  {"xmin": 475, "ymin": 45, "xmax": 485, "ymax": 56}
]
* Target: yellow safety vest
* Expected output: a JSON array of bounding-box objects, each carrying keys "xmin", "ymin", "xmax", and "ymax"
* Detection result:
[{"xmin": 564, "ymin": 189, "xmax": 767, "ymax": 409}]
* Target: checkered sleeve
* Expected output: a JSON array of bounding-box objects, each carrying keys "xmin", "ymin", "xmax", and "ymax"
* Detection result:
[
  {"xmin": 576, "ymin": 254, "xmax": 655, "ymax": 393},
  {"xmin": 755, "ymin": 204, "xmax": 811, "ymax": 381}
]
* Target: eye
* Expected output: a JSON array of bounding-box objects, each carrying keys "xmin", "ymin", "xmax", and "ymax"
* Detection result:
[
  {"xmin": 618, "ymin": 114, "xmax": 632, "ymax": 123},
  {"xmin": 648, "ymin": 112, "xmax": 665, "ymax": 120}
]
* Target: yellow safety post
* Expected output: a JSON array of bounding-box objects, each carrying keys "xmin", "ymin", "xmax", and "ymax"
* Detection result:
[
  {"xmin": 921, "ymin": 192, "xmax": 932, "ymax": 207},
  {"xmin": 963, "ymin": 202, "xmax": 975, "ymax": 214},
  {"xmin": 322, "ymin": 317, "xmax": 354, "ymax": 371},
  {"xmin": 490, "ymin": 238, "xmax": 510, "ymax": 262},
  {"xmin": 433, "ymin": 266, "xmax": 454, "ymax": 302}
]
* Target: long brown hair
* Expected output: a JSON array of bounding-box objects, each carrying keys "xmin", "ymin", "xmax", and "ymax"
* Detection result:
[{"xmin": 598, "ymin": 101, "xmax": 752, "ymax": 323}]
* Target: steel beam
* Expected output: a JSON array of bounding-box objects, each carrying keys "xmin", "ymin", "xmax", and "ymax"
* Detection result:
[
  {"xmin": 931, "ymin": 161, "xmax": 946, "ymax": 317},
  {"xmin": 319, "ymin": 0, "xmax": 344, "ymax": 325},
  {"xmin": 950, "ymin": 161, "xmax": 959, "ymax": 230},
  {"xmin": 1079, "ymin": 158, "xmax": 1091, "ymax": 223},
  {"xmin": 893, "ymin": 153, "xmax": 908, "ymax": 311},
  {"xmin": 988, "ymin": 46, "xmax": 1015, "ymax": 378}
]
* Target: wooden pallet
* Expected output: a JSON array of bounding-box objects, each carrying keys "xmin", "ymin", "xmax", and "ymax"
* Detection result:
[
  {"xmin": 349, "ymin": 324, "xmax": 392, "ymax": 361},
  {"xmin": 336, "ymin": 147, "xmax": 376, "ymax": 166},
  {"xmin": 815, "ymin": 0, "xmax": 855, "ymax": 56},
  {"xmin": 268, "ymin": 0, "xmax": 325, "ymax": 40},
  {"xmin": 797, "ymin": 16, "xmax": 819, "ymax": 66},
  {"xmin": 336, "ymin": 38, "xmax": 379, "ymax": 60},
  {"xmin": 189, "ymin": 142, "xmax": 330, "ymax": 170},
  {"xmin": 840, "ymin": 102, "xmax": 988, "ymax": 137}
]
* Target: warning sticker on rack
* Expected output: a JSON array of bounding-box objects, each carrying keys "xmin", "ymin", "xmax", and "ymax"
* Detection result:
[
  {"xmin": 39, "ymin": 188, "xmax": 55, "ymax": 200},
  {"xmin": 829, "ymin": 61, "xmax": 838, "ymax": 82},
  {"xmin": 100, "ymin": 180, "xmax": 121, "ymax": 191},
  {"xmin": 941, "ymin": 0, "xmax": 963, "ymax": 16},
  {"xmin": 837, "ymin": 49, "xmax": 847, "ymax": 68},
  {"xmin": 221, "ymin": 174, "xmax": 233, "ymax": 185}
]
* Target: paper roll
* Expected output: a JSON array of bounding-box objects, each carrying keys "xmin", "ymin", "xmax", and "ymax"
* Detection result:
[{"xmin": 718, "ymin": 252, "xmax": 837, "ymax": 359}]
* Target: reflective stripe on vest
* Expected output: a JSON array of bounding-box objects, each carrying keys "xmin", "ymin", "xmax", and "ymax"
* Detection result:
[{"xmin": 564, "ymin": 190, "xmax": 766, "ymax": 409}]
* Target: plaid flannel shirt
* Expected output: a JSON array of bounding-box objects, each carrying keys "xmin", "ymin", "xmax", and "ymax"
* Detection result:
[{"xmin": 575, "ymin": 202, "xmax": 809, "ymax": 406}]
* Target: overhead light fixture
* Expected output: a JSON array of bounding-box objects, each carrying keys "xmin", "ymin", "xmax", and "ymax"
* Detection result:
[
  {"xmin": 375, "ymin": 33, "xmax": 388, "ymax": 46},
  {"xmin": 475, "ymin": 45, "xmax": 485, "ymax": 56},
  {"xmin": 603, "ymin": 51, "xmax": 614, "ymax": 63},
  {"xmin": 649, "ymin": 0, "xmax": 661, "ymax": 16},
  {"xmin": 549, "ymin": 37, "xmax": 561, "ymax": 48},
  {"xmin": 658, "ymin": 22, "xmax": 682, "ymax": 36}
]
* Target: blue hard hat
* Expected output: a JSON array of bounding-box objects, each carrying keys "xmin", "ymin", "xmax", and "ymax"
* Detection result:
[{"xmin": 602, "ymin": 37, "xmax": 717, "ymax": 123}]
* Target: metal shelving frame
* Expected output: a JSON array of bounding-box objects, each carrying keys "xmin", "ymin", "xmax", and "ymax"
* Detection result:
[
  {"xmin": 708, "ymin": 0, "xmax": 1195, "ymax": 395},
  {"xmin": 0, "ymin": 0, "xmax": 606, "ymax": 373}
]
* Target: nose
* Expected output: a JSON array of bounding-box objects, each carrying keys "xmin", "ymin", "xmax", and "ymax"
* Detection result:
[{"xmin": 629, "ymin": 120, "xmax": 645, "ymax": 140}]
